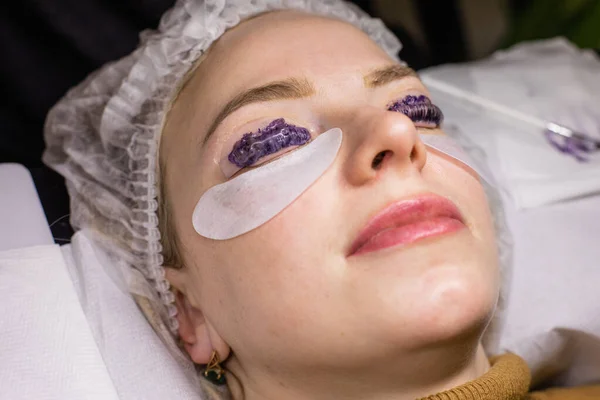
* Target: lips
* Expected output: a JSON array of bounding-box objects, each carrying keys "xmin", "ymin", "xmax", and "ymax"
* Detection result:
[{"xmin": 348, "ymin": 193, "xmax": 465, "ymax": 256}]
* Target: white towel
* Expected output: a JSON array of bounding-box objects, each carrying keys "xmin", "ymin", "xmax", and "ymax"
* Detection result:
[
  {"xmin": 0, "ymin": 233, "xmax": 220, "ymax": 399},
  {"xmin": 61, "ymin": 230, "xmax": 207, "ymax": 400},
  {"xmin": 0, "ymin": 244, "xmax": 119, "ymax": 400}
]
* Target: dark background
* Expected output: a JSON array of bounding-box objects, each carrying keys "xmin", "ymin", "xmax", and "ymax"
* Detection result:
[{"xmin": 1, "ymin": 0, "xmax": 599, "ymax": 240}]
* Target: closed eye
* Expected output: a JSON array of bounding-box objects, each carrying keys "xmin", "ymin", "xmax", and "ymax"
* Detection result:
[
  {"xmin": 223, "ymin": 118, "xmax": 311, "ymax": 178},
  {"xmin": 388, "ymin": 95, "xmax": 444, "ymax": 128}
]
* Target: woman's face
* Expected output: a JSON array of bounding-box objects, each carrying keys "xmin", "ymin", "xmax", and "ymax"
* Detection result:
[{"xmin": 162, "ymin": 11, "xmax": 499, "ymax": 373}]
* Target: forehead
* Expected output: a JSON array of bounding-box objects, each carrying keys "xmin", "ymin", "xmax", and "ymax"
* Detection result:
[{"xmin": 192, "ymin": 11, "xmax": 395, "ymax": 101}]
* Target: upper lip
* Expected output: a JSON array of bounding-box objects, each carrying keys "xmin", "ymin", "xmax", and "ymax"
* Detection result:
[{"xmin": 348, "ymin": 193, "xmax": 465, "ymax": 256}]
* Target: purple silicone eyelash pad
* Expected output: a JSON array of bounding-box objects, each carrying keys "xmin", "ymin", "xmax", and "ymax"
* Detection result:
[
  {"xmin": 193, "ymin": 127, "xmax": 343, "ymax": 240},
  {"xmin": 228, "ymin": 118, "xmax": 311, "ymax": 169},
  {"xmin": 388, "ymin": 95, "xmax": 444, "ymax": 127}
]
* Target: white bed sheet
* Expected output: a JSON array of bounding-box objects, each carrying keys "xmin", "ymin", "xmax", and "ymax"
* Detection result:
[
  {"xmin": 499, "ymin": 192, "xmax": 600, "ymax": 387},
  {"xmin": 0, "ymin": 163, "xmax": 53, "ymax": 251}
]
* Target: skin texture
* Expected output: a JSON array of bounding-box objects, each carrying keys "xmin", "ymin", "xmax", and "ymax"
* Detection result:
[{"xmin": 161, "ymin": 10, "xmax": 500, "ymax": 400}]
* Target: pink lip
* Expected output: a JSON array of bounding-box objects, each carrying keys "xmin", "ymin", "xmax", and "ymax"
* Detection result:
[{"xmin": 348, "ymin": 194, "xmax": 466, "ymax": 257}]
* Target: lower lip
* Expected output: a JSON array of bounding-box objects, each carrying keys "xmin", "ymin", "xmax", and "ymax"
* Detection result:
[{"xmin": 351, "ymin": 217, "xmax": 465, "ymax": 256}]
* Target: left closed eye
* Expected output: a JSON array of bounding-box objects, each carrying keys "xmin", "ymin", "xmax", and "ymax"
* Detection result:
[{"xmin": 387, "ymin": 94, "xmax": 444, "ymax": 128}]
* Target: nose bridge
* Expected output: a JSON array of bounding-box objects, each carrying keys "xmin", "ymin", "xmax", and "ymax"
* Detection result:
[
  {"xmin": 341, "ymin": 106, "xmax": 427, "ymax": 186},
  {"xmin": 354, "ymin": 106, "xmax": 417, "ymax": 142}
]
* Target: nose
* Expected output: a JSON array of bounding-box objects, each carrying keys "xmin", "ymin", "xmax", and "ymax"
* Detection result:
[{"xmin": 342, "ymin": 108, "xmax": 427, "ymax": 186}]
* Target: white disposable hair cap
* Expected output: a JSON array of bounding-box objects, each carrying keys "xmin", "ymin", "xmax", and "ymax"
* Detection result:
[{"xmin": 42, "ymin": 0, "xmax": 403, "ymax": 336}]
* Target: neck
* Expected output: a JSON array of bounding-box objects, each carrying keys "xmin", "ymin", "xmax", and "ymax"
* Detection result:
[{"xmin": 226, "ymin": 342, "xmax": 490, "ymax": 400}]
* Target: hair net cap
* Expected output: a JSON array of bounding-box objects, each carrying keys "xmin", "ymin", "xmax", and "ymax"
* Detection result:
[{"xmin": 42, "ymin": 0, "xmax": 403, "ymax": 335}]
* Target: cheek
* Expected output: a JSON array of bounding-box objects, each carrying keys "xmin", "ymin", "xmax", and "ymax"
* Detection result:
[
  {"xmin": 191, "ymin": 185, "xmax": 340, "ymax": 344},
  {"xmin": 425, "ymin": 154, "xmax": 497, "ymax": 245},
  {"xmin": 409, "ymin": 156, "xmax": 500, "ymax": 328}
]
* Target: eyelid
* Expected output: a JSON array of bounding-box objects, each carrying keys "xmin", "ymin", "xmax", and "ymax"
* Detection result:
[
  {"xmin": 388, "ymin": 94, "xmax": 444, "ymax": 128},
  {"xmin": 227, "ymin": 147, "xmax": 298, "ymax": 179},
  {"xmin": 225, "ymin": 138, "xmax": 312, "ymax": 179},
  {"xmin": 220, "ymin": 118, "xmax": 314, "ymax": 178},
  {"xmin": 387, "ymin": 93, "xmax": 430, "ymax": 109}
]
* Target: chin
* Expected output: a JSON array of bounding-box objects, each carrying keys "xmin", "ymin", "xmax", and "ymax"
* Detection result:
[
  {"xmin": 415, "ymin": 266, "xmax": 498, "ymax": 343},
  {"xmin": 372, "ymin": 260, "xmax": 498, "ymax": 349},
  {"xmin": 348, "ymin": 231, "xmax": 499, "ymax": 349}
]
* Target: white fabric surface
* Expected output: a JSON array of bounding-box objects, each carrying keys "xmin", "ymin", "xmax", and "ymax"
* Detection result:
[
  {"xmin": 497, "ymin": 194, "xmax": 600, "ymax": 388},
  {"xmin": 421, "ymin": 38, "xmax": 600, "ymax": 210},
  {"xmin": 0, "ymin": 164, "xmax": 53, "ymax": 251},
  {"xmin": 0, "ymin": 232, "xmax": 225, "ymax": 400},
  {"xmin": 0, "ymin": 244, "xmax": 119, "ymax": 400},
  {"xmin": 61, "ymin": 230, "xmax": 216, "ymax": 400}
]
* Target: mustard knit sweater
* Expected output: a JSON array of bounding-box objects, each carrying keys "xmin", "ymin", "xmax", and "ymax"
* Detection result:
[{"xmin": 420, "ymin": 353, "xmax": 600, "ymax": 400}]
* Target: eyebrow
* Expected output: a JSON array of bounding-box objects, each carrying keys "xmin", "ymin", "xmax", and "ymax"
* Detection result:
[
  {"xmin": 202, "ymin": 64, "xmax": 417, "ymax": 146},
  {"xmin": 363, "ymin": 64, "xmax": 418, "ymax": 88},
  {"xmin": 202, "ymin": 78, "xmax": 315, "ymax": 145}
]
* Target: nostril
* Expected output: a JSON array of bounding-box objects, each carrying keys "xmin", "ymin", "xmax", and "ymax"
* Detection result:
[
  {"xmin": 410, "ymin": 142, "xmax": 426, "ymax": 165},
  {"xmin": 371, "ymin": 150, "xmax": 390, "ymax": 170},
  {"xmin": 410, "ymin": 147, "xmax": 418, "ymax": 162}
]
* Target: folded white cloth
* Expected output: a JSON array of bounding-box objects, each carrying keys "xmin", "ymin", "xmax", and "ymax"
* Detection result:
[
  {"xmin": 421, "ymin": 38, "xmax": 600, "ymax": 209},
  {"xmin": 497, "ymin": 194, "xmax": 600, "ymax": 388},
  {"xmin": 0, "ymin": 164, "xmax": 53, "ymax": 251},
  {"xmin": 0, "ymin": 234, "xmax": 225, "ymax": 399},
  {"xmin": 61, "ymin": 230, "xmax": 209, "ymax": 400},
  {"xmin": 0, "ymin": 244, "xmax": 119, "ymax": 400}
]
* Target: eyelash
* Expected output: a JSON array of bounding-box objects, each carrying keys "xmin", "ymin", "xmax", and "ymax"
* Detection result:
[
  {"xmin": 227, "ymin": 118, "xmax": 311, "ymax": 170},
  {"xmin": 387, "ymin": 95, "xmax": 444, "ymax": 128},
  {"xmin": 226, "ymin": 96, "xmax": 444, "ymax": 174}
]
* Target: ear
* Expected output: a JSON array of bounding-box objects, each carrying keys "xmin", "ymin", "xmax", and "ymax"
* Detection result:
[{"xmin": 166, "ymin": 268, "xmax": 231, "ymax": 364}]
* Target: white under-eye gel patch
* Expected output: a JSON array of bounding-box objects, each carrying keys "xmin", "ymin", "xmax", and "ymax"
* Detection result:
[
  {"xmin": 419, "ymin": 134, "xmax": 492, "ymax": 184},
  {"xmin": 192, "ymin": 128, "xmax": 343, "ymax": 240}
]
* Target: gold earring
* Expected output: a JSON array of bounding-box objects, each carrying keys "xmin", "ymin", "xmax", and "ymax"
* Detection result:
[{"xmin": 204, "ymin": 350, "xmax": 226, "ymax": 385}]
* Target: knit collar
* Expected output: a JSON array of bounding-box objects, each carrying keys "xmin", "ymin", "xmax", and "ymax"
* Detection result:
[{"xmin": 419, "ymin": 353, "xmax": 531, "ymax": 400}]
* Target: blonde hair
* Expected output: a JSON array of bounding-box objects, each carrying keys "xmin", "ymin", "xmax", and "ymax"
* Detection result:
[{"xmin": 157, "ymin": 52, "xmax": 208, "ymax": 270}]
